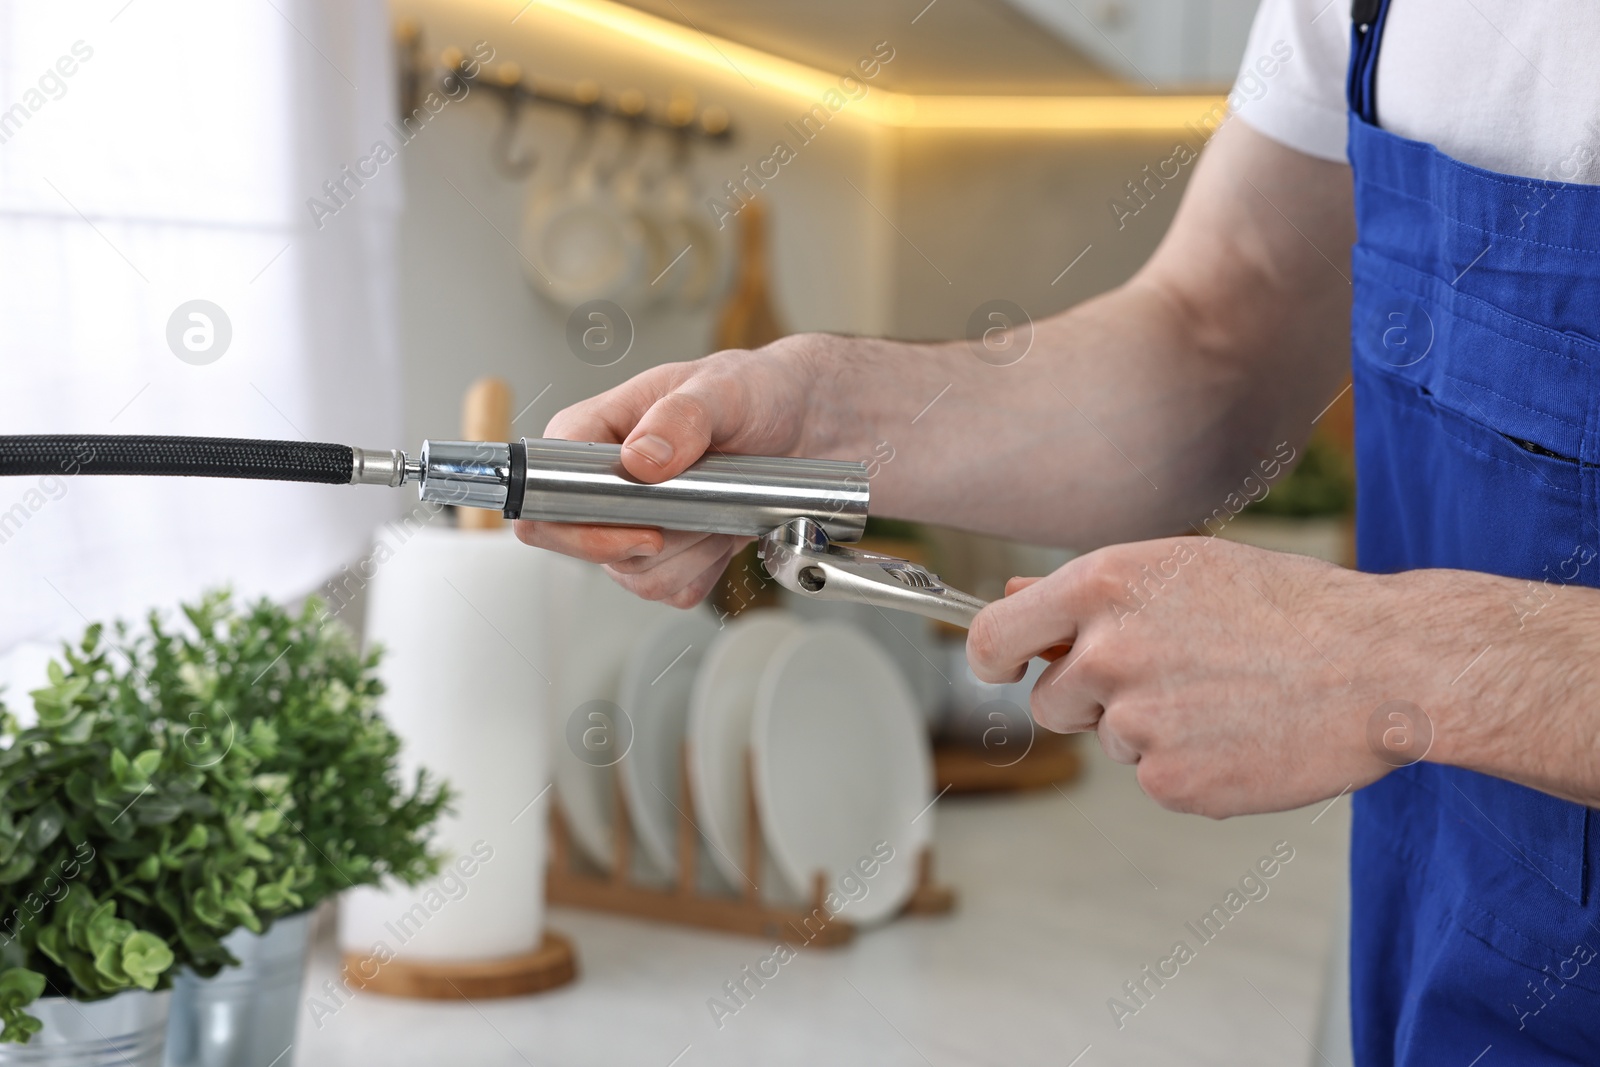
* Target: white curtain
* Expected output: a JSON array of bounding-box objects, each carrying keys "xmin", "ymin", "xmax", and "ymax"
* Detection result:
[{"xmin": 0, "ymin": 0, "xmax": 402, "ymax": 662}]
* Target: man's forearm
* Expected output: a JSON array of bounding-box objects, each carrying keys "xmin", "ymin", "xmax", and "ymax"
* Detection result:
[
  {"xmin": 789, "ymin": 288, "xmax": 1258, "ymax": 546},
  {"xmin": 790, "ymin": 122, "xmax": 1355, "ymax": 549},
  {"xmin": 792, "ymin": 281, "xmax": 1332, "ymax": 547}
]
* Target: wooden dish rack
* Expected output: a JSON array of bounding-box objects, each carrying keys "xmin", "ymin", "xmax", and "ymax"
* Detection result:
[{"xmin": 547, "ymin": 747, "xmax": 955, "ymax": 946}]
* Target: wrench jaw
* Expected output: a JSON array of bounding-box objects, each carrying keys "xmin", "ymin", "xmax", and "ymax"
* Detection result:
[{"xmin": 756, "ymin": 518, "xmax": 988, "ymax": 630}]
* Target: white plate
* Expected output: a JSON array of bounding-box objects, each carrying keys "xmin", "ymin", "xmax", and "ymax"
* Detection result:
[
  {"xmin": 547, "ymin": 558, "xmax": 681, "ymax": 872},
  {"xmin": 618, "ymin": 610, "xmax": 721, "ymax": 879},
  {"xmin": 687, "ymin": 611, "xmax": 808, "ymax": 892},
  {"xmin": 752, "ymin": 623, "xmax": 934, "ymax": 925},
  {"xmin": 780, "ymin": 589, "xmax": 949, "ymax": 733}
]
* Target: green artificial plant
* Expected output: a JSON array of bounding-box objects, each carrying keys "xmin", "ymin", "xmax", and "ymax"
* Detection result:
[
  {"xmin": 148, "ymin": 592, "xmax": 451, "ymax": 907},
  {"xmin": 0, "ymin": 590, "xmax": 450, "ymax": 1043},
  {"xmin": 0, "ymin": 622, "xmax": 315, "ymax": 1041}
]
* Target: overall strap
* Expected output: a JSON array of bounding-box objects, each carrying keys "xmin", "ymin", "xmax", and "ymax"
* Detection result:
[{"xmin": 1347, "ymin": 0, "xmax": 1395, "ymax": 124}]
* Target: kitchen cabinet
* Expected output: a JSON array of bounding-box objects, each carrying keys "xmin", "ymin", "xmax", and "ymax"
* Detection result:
[{"xmin": 1008, "ymin": 0, "xmax": 1262, "ymax": 87}]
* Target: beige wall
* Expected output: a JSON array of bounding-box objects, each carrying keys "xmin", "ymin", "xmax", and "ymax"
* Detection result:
[{"xmin": 887, "ymin": 128, "xmax": 1192, "ymax": 340}]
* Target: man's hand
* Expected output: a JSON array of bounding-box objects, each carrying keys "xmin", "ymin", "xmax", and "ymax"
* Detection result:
[
  {"xmin": 514, "ymin": 338, "xmax": 829, "ymax": 607},
  {"xmin": 965, "ymin": 538, "xmax": 1575, "ymax": 818}
]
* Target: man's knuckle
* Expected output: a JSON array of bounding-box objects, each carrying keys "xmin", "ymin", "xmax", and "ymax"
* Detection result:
[
  {"xmin": 1028, "ymin": 687, "xmax": 1060, "ymax": 727},
  {"xmin": 665, "ymin": 586, "xmax": 708, "ymax": 609},
  {"xmin": 605, "ymin": 567, "xmax": 667, "ymax": 602},
  {"xmin": 1104, "ymin": 700, "xmax": 1154, "ymax": 746},
  {"xmin": 1096, "ymin": 727, "xmax": 1135, "ymax": 765},
  {"xmin": 1031, "ymin": 689, "xmax": 1092, "ymax": 732},
  {"xmin": 1071, "ymin": 644, "xmax": 1113, "ymax": 687},
  {"xmin": 606, "ymin": 553, "xmax": 649, "ymax": 575},
  {"xmin": 1137, "ymin": 760, "xmax": 1192, "ymax": 812},
  {"xmin": 1074, "ymin": 553, "xmax": 1126, "ymax": 602},
  {"xmin": 661, "ymin": 390, "xmax": 713, "ymax": 432},
  {"xmin": 966, "ymin": 614, "xmax": 1007, "ymax": 669}
]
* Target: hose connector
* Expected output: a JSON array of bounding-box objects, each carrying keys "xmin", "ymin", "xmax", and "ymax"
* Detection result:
[{"xmin": 349, "ymin": 447, "xmax": 412, "ymax": 487}]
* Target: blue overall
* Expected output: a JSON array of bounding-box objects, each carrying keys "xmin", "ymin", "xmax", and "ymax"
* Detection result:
[{"xmin": 1347, "ymin": 2, "xmax": 1600, "ymax": 1062}]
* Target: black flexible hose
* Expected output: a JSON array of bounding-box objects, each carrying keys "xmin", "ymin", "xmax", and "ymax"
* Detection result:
[{"xmin": 0, "ymin": 435, "xmax": 354, "ymax": 484}]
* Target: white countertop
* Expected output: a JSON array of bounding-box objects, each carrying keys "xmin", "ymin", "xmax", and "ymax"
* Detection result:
[{"xmin": 300, "ymin": 745, "xmax": 1352, "ymax": 1067}]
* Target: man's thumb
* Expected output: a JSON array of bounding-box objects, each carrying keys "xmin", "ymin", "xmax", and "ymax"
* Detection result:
[{"xmin": 619, "ymin": 387, "xmax": 722, "ymax": 483}]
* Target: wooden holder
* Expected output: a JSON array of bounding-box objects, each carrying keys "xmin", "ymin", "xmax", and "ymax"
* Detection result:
[
  {"xmin": 546, "ymin": 746, "xmax": 954, "ymax": 945},
  {"xmin": 458, "ymin": 377, "xmax": 513, "ymax": 532},
  {"xmin": 713, "ymin": 198, "xmax": 784, "ymax": 352},
  {"xmin": 934, "ymin": 730, "xmax": 1083, "ymax": 795},
  {"xmin": 343, "ymin": 931, "xmax": 577, "ymax": 999}
]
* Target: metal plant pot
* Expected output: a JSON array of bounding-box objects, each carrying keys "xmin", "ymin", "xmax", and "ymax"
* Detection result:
[
  {"xmin": 0, "ymin": 989, "xmax": 171, "ymax": 1066},
  {"xmin": 164, "ymin": 911, "xmax": 313, "ymax": 1067}
]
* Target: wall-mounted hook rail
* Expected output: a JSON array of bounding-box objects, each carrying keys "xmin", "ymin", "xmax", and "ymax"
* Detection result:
[{"xmin": 395, "ymin": 18, "xmax": 735, "ymax": 151}]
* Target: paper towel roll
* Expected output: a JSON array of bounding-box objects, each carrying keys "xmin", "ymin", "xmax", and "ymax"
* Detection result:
[{"xmin": 339, "ymin": 525, "xmax": 554, "ymax": 962}]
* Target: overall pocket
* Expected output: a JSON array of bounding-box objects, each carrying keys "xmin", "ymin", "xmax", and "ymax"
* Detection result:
[{"xmin": 1350, "ymin": 257, "xmax": 1595, "ymax": 936}]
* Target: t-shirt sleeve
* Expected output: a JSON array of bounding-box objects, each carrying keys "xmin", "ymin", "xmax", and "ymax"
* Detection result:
[{"xmin": 1229, "ymin": 0, "xmax": 1352, "ymax": 163}]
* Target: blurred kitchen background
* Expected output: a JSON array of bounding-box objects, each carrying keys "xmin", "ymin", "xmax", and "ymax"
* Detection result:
[{"xmin": 0, "ymin": 0, "xmax": 1355, "ymax": 1065}]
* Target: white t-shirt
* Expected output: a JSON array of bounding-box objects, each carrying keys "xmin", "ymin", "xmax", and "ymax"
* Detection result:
[{"xmin": 1230, "ymin": 0, "xmax": 1600, "ymax": 185}]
